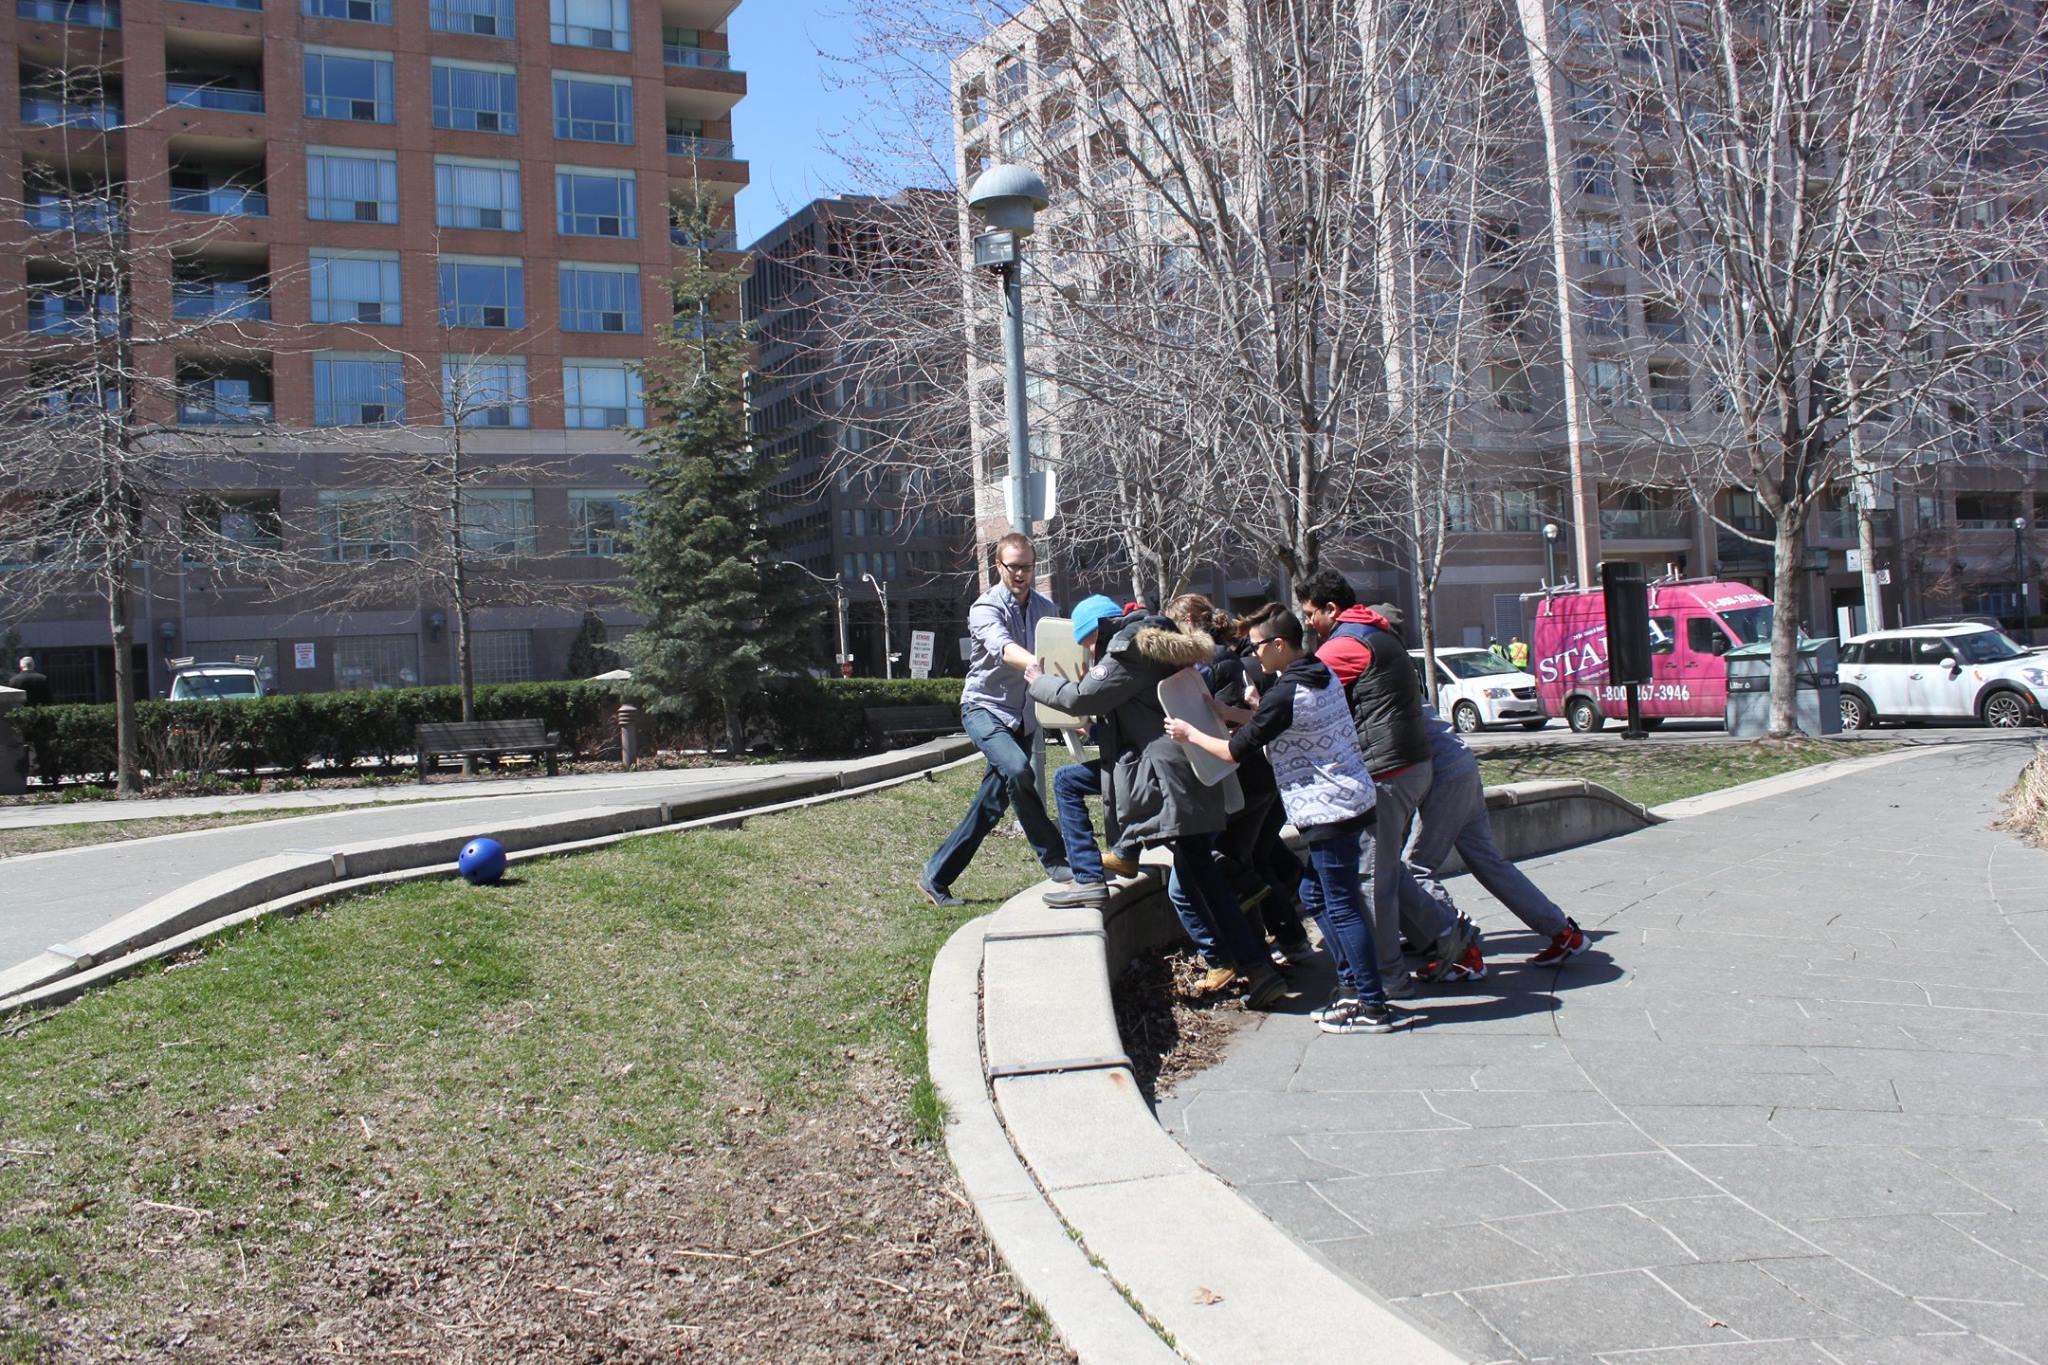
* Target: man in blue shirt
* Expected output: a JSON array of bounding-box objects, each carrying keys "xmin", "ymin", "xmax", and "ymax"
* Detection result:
[{"xmin": 918, "ymin": 533, "xmax": 1069, "ymax": 907}]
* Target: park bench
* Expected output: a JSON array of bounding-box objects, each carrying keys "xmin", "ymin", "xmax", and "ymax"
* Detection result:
[
  {"xmin": 863, "ymin": 704, "xmax": 961, "ymax": 749},
  {"xmin": 416, "ymin": 718, "xmax": 560, "ymax": 781}
]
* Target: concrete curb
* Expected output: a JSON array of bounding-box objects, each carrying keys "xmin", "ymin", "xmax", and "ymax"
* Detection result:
[
  {"xmin": 0, "ymin": 738, "xmax": 976, "ymax": 1013},
  {"xmin": 1647, "ymin": 738, "xmax": 1978, "ymax": 820},
  {"xmin": 930, "ymin": 779, "xmax": 1661, "ymax": 1364}
]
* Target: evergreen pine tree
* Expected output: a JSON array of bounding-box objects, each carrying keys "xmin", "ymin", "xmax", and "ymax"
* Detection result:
[
  {"xmin": 564, "ymin": 610, "xmax": 620, "ymax": 678},
  {"xmin": 624, "ymin": 203, "xmax": 815, "ymax": 752}
]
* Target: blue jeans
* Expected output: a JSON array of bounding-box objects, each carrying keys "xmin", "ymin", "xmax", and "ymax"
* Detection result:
[
  {"xmin": 923, "ymin": 706, "xmax": 1066, "ymax": 891},
  {"xmin": 1051, "ymin": 758, "xmax": 1107, "ymax": 883},
  {"xmin": 1168, "ymin": 835, "xmax": 1269, "ymax": 973},
  {"xmin": 1166, "ymin": 865, "xmax": 1221, "ymax": 962},
  {"xmin": 1298, "ymin": 823, "xmax": 1387, "ymax": 1007}
]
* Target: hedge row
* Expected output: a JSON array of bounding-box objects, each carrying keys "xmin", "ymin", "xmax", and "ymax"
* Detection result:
[{"xmin": 9, "ymin": 677, "xmax": 968, "ymax": 783}]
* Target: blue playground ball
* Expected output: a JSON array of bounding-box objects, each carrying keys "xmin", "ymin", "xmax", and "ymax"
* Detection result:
[{"xmin": 458, "ymin": 837, "xmax": 507, "ymax": 885}]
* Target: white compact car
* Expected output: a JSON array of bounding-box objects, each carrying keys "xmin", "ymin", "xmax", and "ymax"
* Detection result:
[
  {"xmin": 1409, "ymin": 647, "xmax": 1548, "ymax": 732},
  {"xmin": 1837, "ymin": 622, "xmax": 2047, "ymax": 729},
  {"xmin": 168, "ymin": 662, "xmax": 267, "ymax": 702}
]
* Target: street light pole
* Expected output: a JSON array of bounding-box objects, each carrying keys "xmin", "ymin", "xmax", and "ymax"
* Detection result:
[
  {"xmin": 2016, "ymin": 516, "xmax": 2030, "ymax": 635},
  {"xmin": 777, "ymin": 560, "xmax": 849, "ymax": 676},
  {"xmin": 1543, "ymin": 521, "xmax": 1561, "ymax": 589},
  {"xmin": 862, "ymin": 572, "xmax": 893, "ymax": 679},
  {"xmin": 968, "ymin": 165, "xmax": 1049, "ymax": 538}
]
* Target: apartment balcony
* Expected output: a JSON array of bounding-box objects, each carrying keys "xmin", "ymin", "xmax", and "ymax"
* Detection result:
[
  {"xmin": 169, "ymin": 0, "xmax": 260, "ymax": 8},
  {"xmin": 173, "ymin": 282, "xmax": 270, "ymax": 323},
  {"xmin": 667, "ymin": 133, "xmax": 737, "ymax": 160},
  {"xmin": 167, "ymin": 80, "xmax": 264, "ymax": 115},
  {"xmin": 171, "ymin": 184, "xmax": 266, "ymax": 217},
  {"xmin": 664, "ymin": 43, "xmax": 734, "ymax": 69},
  {"xmin": 21, "ymin": 95, "xmax": 122, "ymax": 130},
  {"xmin": 16, "ymin": 0, "xmax": 120, "ymax": 26},
  {"xmin": 28, "ymin": 291, "xmax": 119, "ymax": 336},
  {"xmin": 1599, "ymin": 508, "xmax": 1691, "ymax": 540},
  {"xmin": 23, "ymin": 192, "xmax": 118, "ymax": 233},
  {"xmin": 177, "ymin": 376, "xmax": 272, "ymax": 426}
]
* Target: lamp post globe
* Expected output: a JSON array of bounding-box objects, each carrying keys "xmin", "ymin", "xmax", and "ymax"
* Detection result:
[
  {"xmin": 1542, "ymin": 522, "xmax": 1561, "ymax": 587},
  {"xmin": 969, "ymin": 165, "xmax": 1049, "ymax": 538},
  {"xmin": 2017, "ymin": 517, "xmax": 2031, "ymax": 630}
]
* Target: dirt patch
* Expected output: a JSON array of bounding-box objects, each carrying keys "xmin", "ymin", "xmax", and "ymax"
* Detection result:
[
  {"xmin": 1999, "ymin": 743, "xmax": 2048, "ymax": 846},
  {"xmin": 1112, "ymin": 948, "xmax": 1253, "ymax": 1105},
  {"xmin": 16, "ymin": 1073, "xmax": 1068, "ymax": 1365}
]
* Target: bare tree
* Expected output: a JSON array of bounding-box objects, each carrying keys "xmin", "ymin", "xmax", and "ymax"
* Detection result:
[{"xmin": 0, "ymin": 66, "xmax": 312, "ymax": 791}]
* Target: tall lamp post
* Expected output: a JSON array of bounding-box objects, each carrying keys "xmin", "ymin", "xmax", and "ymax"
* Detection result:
[
  {"xmin": 2016, "ymin": 516, "xmax": 2031, "ymax": 635},
  {"xmin": 777, "ymin": 560, "xmax": 850, "ymax": 677},
  {"xmin": 1543, "ymin": 522, "xmax": 1562, "ymax": 588},
  {"xmin": 862, "ymin": 571, "xmax": 894, "ymax": 679},
  {"xmin": 967, "ymin": 164, "xmax": 1048, "ymax": 536}
]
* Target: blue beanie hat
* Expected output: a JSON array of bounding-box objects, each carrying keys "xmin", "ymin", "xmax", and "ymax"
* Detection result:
[{"xmin": 1071, "ymin": 594, "xmax": 1123, "ymax": 646}]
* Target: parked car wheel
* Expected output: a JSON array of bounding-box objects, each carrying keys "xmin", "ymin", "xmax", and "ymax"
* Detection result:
[
  {"xmin": 1520, "ymin": 718, "xmax": 1548, "ymax": 731},
  {"xmin": 1839, "ymin": 691, "xmax": 1874, "ymax": 730},
  {"xmin": 1452, "ymin": 702, "xmax": 1483, "ymax": 733},
  {"xmin": 1566, "ymin": 697, "xmax": 1604, "ymax": 733},
  {"xmin": 1979, "ymin": 688, "xmax": 2032, "ymax": 728}
]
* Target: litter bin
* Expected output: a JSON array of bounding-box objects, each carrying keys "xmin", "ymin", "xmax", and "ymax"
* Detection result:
[
  {"xmin": 0, "ymin": 685, "xmax": 25, "ymax": 795},
  {"xmin": 1723, "ymin": 638, "xmax": 1842, "ymax": 737}
]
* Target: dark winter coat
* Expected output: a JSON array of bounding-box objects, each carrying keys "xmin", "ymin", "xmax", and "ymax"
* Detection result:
[{"xmin": 1027, "ymin": 613, "xmax": 1227, "ymax": 846}]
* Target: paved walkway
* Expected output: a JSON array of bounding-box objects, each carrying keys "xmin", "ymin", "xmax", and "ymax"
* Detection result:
[
  {"xmin": 0, "ymin": 756, "xmax": 872, "ymax": 976},
  {"xmin": 1163, "ymin": 736, "xmax": 2048, "ymax": 1364}
]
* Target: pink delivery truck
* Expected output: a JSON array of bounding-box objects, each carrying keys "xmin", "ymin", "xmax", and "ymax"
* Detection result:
[{"xmin": 1532, "ymin": 580, "xmax": 1777, "ymax": 732}]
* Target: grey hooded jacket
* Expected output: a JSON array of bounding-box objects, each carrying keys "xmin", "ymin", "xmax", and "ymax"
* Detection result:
[{"xmin": 1027, "ymin": 613, "xmax": 1226, "ymax": 846}]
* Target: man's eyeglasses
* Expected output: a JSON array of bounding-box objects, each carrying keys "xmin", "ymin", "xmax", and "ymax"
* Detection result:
[
  {"xmin": 1000, "ymin": 561, "xmax": 1036, "ymax": 574},
  {"xmin": 1252, "ymin": 635, "xmax": 1284, "ymax": 653}
]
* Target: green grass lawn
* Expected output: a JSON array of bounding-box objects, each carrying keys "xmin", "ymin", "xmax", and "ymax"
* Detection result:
[
  {"xmin": 1478, "ymin": 737, "xmax": 1883, "ymax": 809},
  {"xmin": 0, "ymin": 762, "xmax": 1049, "ymax": 1362}
]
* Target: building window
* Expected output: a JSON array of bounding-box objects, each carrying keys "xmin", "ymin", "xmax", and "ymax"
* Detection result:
[
  {"xmin": 552, "ymin": 73, "xmax": 633, "ymax": 143},
  {"xmin": 1581, "ymin": 286, "xmax": 1628, "ymax": 339},
  {"xmin": 313, "ymin": 355, "xmax": 405, "ymax": 425},
  {"xmin": 435, "ymin": 157, "xmax": 521, "ymax": 230},
  {"xmin": 563, "ymin": 360, "xmax": 645, "ymax": 428},
  {"xmin": 309, "ymin": 249, "xmax": 401, "ymax": 325},
  {"xmin": 438, "ymin": 257, "xmax": 525, "ymax": 329},
  {"xmin": 304, "ymin": 48, "xmax": 394, "ymax": 123},
  {"xmin": 431, "ymin": 0, "xmax": 513, "ymax": 37},
  {"xmin": 304, "ymin": 0, "xmax": 389, "ymax": 21},
  {"xmin": 1649, "ymin": 362, "xmax": 1692, "ymax": 413},
  {"xmin": 569, "ymin": 488, "xmax": 634, "ymax": 555},
  {"xmin": 472, "ymin": 629, "xmax": 534, "ymax": 684},
  {"xmin": 432, "ymin": 60, "xmax": 518, "ymax": 133},
  {"xmin": 318, "ymin": 491, "xmax": 412, "ymax": 561},
  {"xmin": 550, "ymin": 0, "xmax": 628, "ymax": 49},
  {"xmin": 459, "ymin": 489, "xmax": 536, "ymax": 557},
  {"xmin": 186, "ymin": 494, "xmax": 284, "ymax": 558},
  {"xmin": 307, "ymin": 147, "xmax": 397, "ymax": 222},
  {"xmin": 1578, "ymin": 220, "xmax": 1622, "ymax": 269},
  {"xmin": 1488, "ymin": 363, "xmax": 1533, "ymax": 414},
  {"xmin": 334, "ymin": 633, "xmax": 420, "ymax": 690},
  {"xmin": 1574, "ymin": 154, "xmax": 1616, "ymax": 198},
  {"xmin": 559, "ymin": 262, "xmax": 641, "ymax": 333},
  {"xmin": 555, "ymin": 168, "xmax": 637, "ymax": 237},
  {"xmin": 1585, "ymin": 360, "xmax": 1633, "ymax": 408},
  {"xmin": 442, "ymin": 356, "xmax": 530, "ymax": 427}
]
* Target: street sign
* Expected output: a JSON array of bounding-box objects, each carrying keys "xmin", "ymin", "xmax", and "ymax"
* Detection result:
[
  {"xmin": 1876, "ymin": 568, "xmax": 1892, "ymax": 585},
  {"xmin": 293, "ymin": 642, "xmax": 316, "ymax": 670},
  {"xmin": 909, "ymin": 630, "xmax": 935, "ymax": 679},
  {"xmin": 1004, "ymin": 468, "xmax": 1058, "ymax": 525},
  {"xmin": 1846, "ymin": 549, "xmax": 1862, "ymax": 572}
]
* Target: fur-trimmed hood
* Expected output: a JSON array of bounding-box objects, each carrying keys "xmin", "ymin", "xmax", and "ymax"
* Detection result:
[{"xmin": 1106, "ymin": 612, "xmax": 1214, "ymax": 668}]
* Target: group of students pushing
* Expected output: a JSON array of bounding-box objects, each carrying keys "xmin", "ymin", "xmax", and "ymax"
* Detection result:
[{"xmin": 918, "ymin": 533, "xmax": 1589, "ymax": 1036}]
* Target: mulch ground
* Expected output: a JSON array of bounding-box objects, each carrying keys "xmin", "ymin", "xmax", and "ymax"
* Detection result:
[
  {"xmin": 1112, "ymin": 948, "xmax": 1253, "ymax": 1106},
  {"xmin": 16, "ymin": 1073, "xmax": 1069, "ymax": 1365}
]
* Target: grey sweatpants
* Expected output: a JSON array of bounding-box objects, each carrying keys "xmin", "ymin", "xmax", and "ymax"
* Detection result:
[
  {"xmin": 1364, "ymin": 760, "xmax": 1458, "ymax": 978},
  {"xmin": 1399, "ymin": 760, "xmax": 1568, "ymax": 940}
]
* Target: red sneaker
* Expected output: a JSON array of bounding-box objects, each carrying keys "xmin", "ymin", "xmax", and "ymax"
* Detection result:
[
  {"xmin": 1529, "ymin": 920, "xmax": 1588, "ymax": 967},
  {"xmin": 1446, "ymin": 944, "xmax": 1487, "ymax": 981}
]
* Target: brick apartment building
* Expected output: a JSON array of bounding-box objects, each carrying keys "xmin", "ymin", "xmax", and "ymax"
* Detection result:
[
  {"xmin": 949, "ymin": 2, "xmax": 2048, "ymax": 647},
  {"xmin": 745, "ymin": 190, "xmax": 979, "ymax": 677},
  {"xmin": 1, "ymin": 0, "xmax": 746, "ymax": 702}
]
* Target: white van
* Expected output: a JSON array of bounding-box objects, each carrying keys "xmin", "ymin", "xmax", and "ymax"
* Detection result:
[
  {"xmin": 168, "ymin": 661, "xmax": 267, "ymax": 701},
  {"xmin": 1409, "ymin": 647, "xmax": 1547, "ymax": 733}
]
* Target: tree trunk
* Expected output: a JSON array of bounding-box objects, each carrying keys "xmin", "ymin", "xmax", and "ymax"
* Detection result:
[
  {"xmin": 1768, "ymin": 518, "xmax": 1806, "ymax": 738},
  {"xmin": 1856, "ymin": 499, "xmax": 1883, "ymax": 633},
  {"xmin": 108, "ymin": 566, "xmax": 140, "ymax": 795}
]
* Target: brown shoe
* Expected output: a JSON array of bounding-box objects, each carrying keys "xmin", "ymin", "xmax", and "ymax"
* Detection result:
[
  {"xmin": 1102, "ymin": 850, "xmax": 1141, "ymax": 878},
  {"xmin": 1197, "ymin": 965, "xmax": 1238, "ymax": 994}
]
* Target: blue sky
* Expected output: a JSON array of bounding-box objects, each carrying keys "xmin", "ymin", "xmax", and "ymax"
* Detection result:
[{"xmin": 728, "ymin": 0, "xmax": 955, "ymax": 245}]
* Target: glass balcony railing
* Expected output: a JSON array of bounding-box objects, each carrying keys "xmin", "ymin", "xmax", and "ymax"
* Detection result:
[
  {"xmin": 24, "ymin": 200, "xmax": 118, "ymax": 232},
  {"xmin": 21, "ymin": 96, "xmax": 122, "ymax": 129},
  {"xmin": 663, "ymin": 44, "xmax": 734, "ymax": 69},
  {"xmin": 666, "ymin": 134, "xmax": 737, "ymax": 159},
  {"xmin": 670, "ymin": 227, "xmax": 738, "ymax": 251},
  {"xmin": 29, "ymin": 296, "xmax": 119, "ymax": 335},
  {"xmin": 168, "ymin": 83, "xmax": 266, "ymax": 114},
  {"xmin": 170, "ymin": 0, "xmax": 261, "ymax": 8},
  {"xmin": 179, "ymin": 396, "xmax": 273, "ymax": 426},
  {"xmin": 17, "ymin": 0, "xmax": 120, "ymax": 26},
  {"xmin": 1599, "ymin": 508, "xmax": 1691, "ymax": 540},
  {"xmin": 171, "ymin": 186, "xmax": 268, "ymax": 217},
  {"xmin": 174, "ymin": 288, "xmax": 271, "ymax": 322}
]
